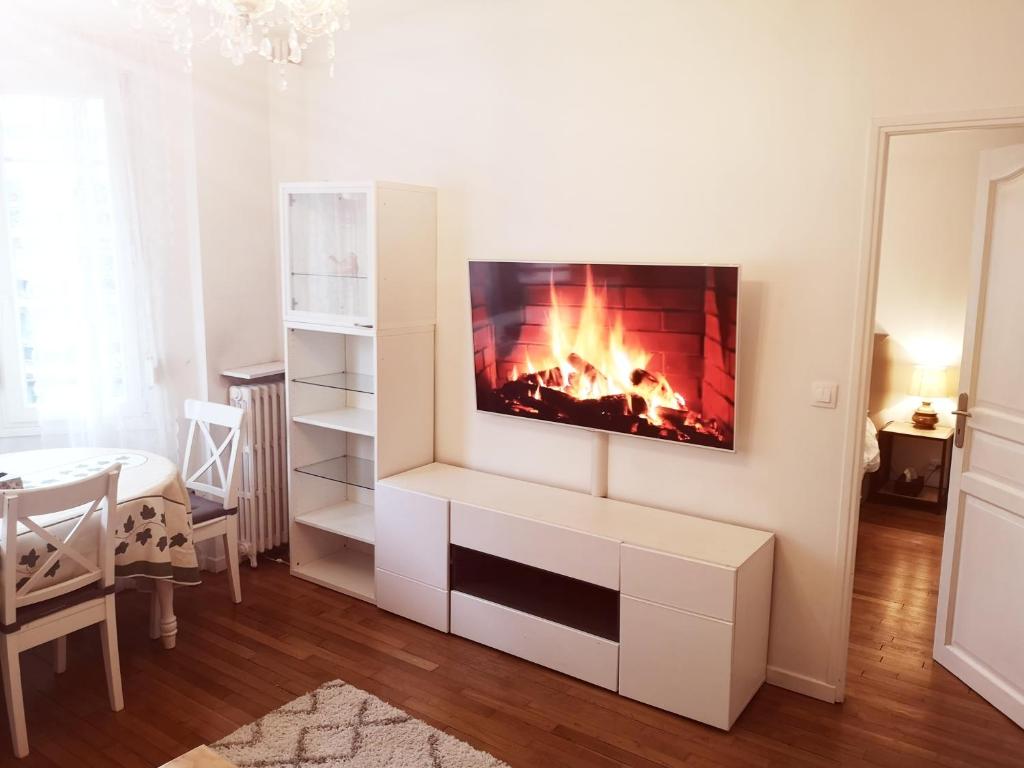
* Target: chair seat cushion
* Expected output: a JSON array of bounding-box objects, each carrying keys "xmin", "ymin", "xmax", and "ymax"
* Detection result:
[
  {"xmin": 188, "ymin": 491, "xmax": 237, "ymax": 525},
  {"xmin": 1, "ymin": 582, "xmax": 113, "ymax": 634}
]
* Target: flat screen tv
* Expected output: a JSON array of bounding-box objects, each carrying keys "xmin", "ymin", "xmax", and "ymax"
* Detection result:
[{"xmin": 469, "ymin": 261, "xmax": 738, "ymax": 451}]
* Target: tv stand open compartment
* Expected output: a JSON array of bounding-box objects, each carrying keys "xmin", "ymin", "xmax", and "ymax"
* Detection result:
[{"xmin": 450, "ymin": 544, "xmax": 619, "ymax": 641}]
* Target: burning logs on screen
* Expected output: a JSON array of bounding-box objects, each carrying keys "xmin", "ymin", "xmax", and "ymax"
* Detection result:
[{"xmin": 489, "ymin": 356, "xmax": 728, "ymax": 447}]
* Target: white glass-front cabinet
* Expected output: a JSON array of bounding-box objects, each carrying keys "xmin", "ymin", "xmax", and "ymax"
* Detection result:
[
  {"xmin": 283, "ymin": 181, "xmax": 437, "ymax": 603},
  {"xmin": 282, "ymin": 183, "xmax": 374, "ymax": 328}
]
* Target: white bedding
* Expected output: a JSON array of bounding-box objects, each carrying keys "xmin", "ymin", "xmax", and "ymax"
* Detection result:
[{"xmin": 863, "ymin": 417, "xmax": 881, "ymax": 473}]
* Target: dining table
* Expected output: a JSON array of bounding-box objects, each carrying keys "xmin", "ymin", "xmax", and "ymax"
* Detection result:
[{"xmin": 0, "ymin": 447, "xmax": 201, "ymax": 649}]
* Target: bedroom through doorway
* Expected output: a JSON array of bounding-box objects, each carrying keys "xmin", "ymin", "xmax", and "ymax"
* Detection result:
[{"xmin": 850, "ymin": 125, "xmax": 1024, "ymax": 690}]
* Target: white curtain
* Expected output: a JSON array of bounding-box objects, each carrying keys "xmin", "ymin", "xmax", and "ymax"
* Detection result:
[{"xmin": 0, "ymin": 5, "xmax": 204, "ymax": 458}]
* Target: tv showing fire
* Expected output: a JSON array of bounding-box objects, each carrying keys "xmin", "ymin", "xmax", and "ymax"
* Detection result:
[{"xmin": 468, "ymin": 261, "xmax": 738, "ymax": 451}]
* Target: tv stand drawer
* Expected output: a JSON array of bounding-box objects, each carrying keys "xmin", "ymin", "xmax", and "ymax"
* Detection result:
[
  {"xmin": 450, "ymin": 501, "xmax": 619, "ymax": 589},
  {"xmin": 621, "ymin": 543, "xmax": 735, "ymax": 621},
  {"xmin": 376, "ymin": 485, "xmax": 449, "ymax": 589},
  {"xmin": 450, "ymin": 591, "xmax": 619, "ymax": 690},
  {"xmin": 619, "ymin": 595, "xmax": 734, "ymax": 729},
  {"xmin": 375, "ymin": 569, "xmax": 449, "ymax": 632}
]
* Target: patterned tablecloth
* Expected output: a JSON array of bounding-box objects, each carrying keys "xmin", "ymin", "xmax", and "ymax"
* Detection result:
[{"xmin": 0, "ymin": 448, "xmax": 201, "ymax": 588}]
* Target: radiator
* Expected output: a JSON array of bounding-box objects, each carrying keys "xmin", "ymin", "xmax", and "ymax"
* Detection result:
[{"xmin": 228, "ymin": 383, "xmax": 288, "ymax": 566}]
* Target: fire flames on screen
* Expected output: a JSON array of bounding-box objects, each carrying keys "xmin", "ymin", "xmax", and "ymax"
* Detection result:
[{"xmin": 469, "ymin": 262, "xmax": 738, "ymax": 451}]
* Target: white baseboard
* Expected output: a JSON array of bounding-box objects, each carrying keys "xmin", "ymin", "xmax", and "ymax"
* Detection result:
[
  {"xmin": 195, "ymin": 537, "xmax": 227, "ymax": 573},
  {"xmin": 199, "ymin": 553, "xmax": 227, "ymax": 573},
  {"xmin": 766, "ymin": 665, "xmax": 837, "ymax": 703}
]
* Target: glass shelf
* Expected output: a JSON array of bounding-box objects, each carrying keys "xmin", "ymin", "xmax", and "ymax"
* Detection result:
[
  {"xmin": 294, "ymin": 455, "xmax": 375, "ymax": 490},
  {"xmin": 291, "ymin": 372, "xmax": 375, "ymax": 394}
]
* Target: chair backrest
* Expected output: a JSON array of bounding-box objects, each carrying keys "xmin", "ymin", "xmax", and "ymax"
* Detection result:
[
  {"xmin": 182, "ymin": 399, "xmax": 244, "ymax": 510},
  {"xmin": 0, "ymin": 466, "xmax": 120, "ymax": 627}
]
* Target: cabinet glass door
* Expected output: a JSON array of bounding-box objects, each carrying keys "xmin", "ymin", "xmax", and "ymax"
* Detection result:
[{"xmin": 287, "ymin": 190, "xmax": 372, "ymax": 325}]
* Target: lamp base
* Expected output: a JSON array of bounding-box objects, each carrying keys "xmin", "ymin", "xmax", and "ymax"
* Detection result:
[{"xmin": 912, "ymin": 400, "xmax": 939, "ymax": 430}]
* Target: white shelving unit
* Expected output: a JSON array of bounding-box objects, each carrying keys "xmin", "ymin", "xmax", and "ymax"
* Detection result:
[{"xmin": 284, "ymin": 181, "xmax": 437, "ymax": 603}]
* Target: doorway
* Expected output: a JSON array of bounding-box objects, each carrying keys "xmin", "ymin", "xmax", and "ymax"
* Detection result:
[{"xmin": 835, "ymin": 116, "xmax": 1024, "ymax": 709}]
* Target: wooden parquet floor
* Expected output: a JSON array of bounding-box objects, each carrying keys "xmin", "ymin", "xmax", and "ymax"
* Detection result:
[{"xmin": 2, "ymin": 504, "xmax": 1022, "ymax": 767}]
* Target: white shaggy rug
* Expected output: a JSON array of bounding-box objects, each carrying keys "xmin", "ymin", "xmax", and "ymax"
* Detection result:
[{"xmin": 211, "ymin": 680, "xmax": 508, "ymax": 768}]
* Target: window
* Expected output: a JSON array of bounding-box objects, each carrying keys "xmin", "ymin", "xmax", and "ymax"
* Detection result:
[{"xmin": 0, "ymin": 94, "xmax": 144, "ymax": 437}]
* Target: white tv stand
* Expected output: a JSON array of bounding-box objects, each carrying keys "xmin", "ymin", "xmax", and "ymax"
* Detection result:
[{"xmin": 375, "ymin": 462, "xmax": 774, "ymax": 730}]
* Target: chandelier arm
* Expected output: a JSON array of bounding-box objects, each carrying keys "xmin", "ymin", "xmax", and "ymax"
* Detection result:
[{"xmin": 120, "ymin": 0, "xmax": 348, "ymax": 85}]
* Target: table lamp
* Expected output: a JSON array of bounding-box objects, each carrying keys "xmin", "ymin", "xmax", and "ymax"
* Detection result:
[{"xmin": 910, "ymin": 365, "xmax": 948, "ymax": 430}]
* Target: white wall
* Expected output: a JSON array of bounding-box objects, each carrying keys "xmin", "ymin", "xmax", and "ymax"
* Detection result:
[
  {"xmin": 266, "ymin": 1, "xmax": 1024, "ymax": 698},
  {"xmin": 191, "ymin": 48, "xmax": 282, "ymax": 406},
  {"xmin": 871, "ymin": 127, "xmax": 1024, "ymax": 430},
  {"xmin": 186, "ymin": 49, "xmax": 280, "ymax": 570}
]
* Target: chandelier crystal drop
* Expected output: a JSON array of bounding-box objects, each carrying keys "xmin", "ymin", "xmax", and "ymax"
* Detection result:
[{"xmin": 120, "ymin": 0, "xmax": 350, "ymax": 88}]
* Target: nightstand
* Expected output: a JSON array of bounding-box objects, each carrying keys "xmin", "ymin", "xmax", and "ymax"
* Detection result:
[{"xmin": 870, "ymin": 421, "xmax": 954, "ymax": 512}]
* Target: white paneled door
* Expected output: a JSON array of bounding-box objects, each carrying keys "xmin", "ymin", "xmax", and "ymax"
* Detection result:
[{"xmin": 934, "ymin": 143, "xmax": 1024, "ymax": 728}]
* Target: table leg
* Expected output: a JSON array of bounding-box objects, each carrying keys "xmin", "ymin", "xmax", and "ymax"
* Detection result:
[{"xmin": 154, "ymin": 580, "xmax": 177, "ymax": 650}]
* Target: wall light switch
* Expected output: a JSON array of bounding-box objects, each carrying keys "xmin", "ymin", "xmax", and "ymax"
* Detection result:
[{"xmin": 811, "ymin": 381, "xmax": 838, "ymax": 409}]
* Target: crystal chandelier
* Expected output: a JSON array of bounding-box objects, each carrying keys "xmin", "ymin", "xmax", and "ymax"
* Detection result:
[{"xmin": 122, "ymin": 0, "xmax": 350, "ymax": 88}]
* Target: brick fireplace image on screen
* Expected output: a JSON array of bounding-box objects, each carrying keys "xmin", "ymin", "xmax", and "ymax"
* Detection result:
[{"xmin": 469, "ymin": 261, "xmax": 738, "ymax": 450}]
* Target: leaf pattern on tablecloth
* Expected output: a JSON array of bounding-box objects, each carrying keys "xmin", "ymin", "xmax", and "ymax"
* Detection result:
[
  {"xmin": 107, "ymin": 496, "xmax": 197, "ymax": 582},
  {"xmin": 19, "ymin": 549, "xmax": 39, "ymax": 568},
  {"xmin": 13, "ymin": 453, "xmax": 201, "ymax": 588}
]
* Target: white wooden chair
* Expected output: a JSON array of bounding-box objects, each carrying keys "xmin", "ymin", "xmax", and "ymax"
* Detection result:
[
  {"xmin": 0, "ymin": 466, "xmax": 123, "ymax": 758},
  {"xmin": 160, "ymin": 400, "xmax": 243, "ymax": 621}
]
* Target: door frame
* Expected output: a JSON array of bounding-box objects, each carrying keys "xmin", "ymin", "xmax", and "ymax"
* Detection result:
[{"xmin": 831, "ymin": 107, "xmax": 1024, "ymax": 702}]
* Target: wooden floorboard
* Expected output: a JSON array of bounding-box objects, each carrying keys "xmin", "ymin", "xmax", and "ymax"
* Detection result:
[{"xmin": 1, "ymin": 503, "xmax": 1021, "ymax": 767}]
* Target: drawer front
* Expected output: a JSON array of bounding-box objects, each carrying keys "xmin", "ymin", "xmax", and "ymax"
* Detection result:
[
  {"xmin": 619, "ymin": 595, "xmax": 734, "ymax": 730},
  {"xmin": 450, "ymin": 591, "xmax": 619, "ymax": 690},
  {"xmin": 450, "ymin": 502, "xmax": 619, "ymax": 589},
  {"xmin": 621, "ymin": 543, "xmax": 735, "ymax": 621},
  {"xmin": 375, "ymin": 569, "xmax": 449, "ymax": 632},
  {"xmin": 375, "ymin": 485, "xmax": 449, "ymax": 588}
]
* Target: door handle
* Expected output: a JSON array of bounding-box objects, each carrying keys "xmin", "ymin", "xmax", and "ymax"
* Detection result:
[{"xmin": 953, "ymin": 392, "xmax": 970, "ymax": 448}]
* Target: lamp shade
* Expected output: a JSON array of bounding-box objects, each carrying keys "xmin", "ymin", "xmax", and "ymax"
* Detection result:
[{"xmin": 910, "ymin": 365, "xmax": 949, "ymax": 399}]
